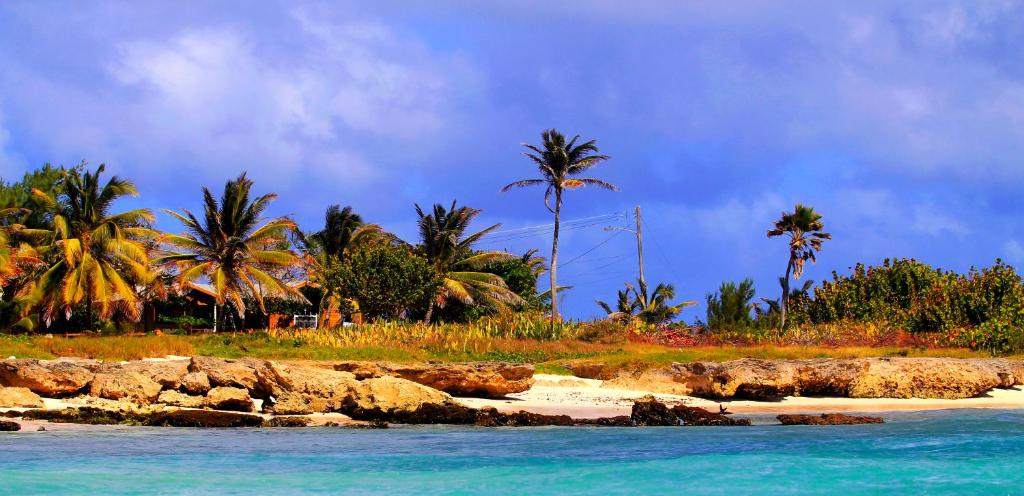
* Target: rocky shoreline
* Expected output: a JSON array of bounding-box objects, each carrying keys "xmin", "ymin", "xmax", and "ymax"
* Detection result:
[
  {"xmin": 575, "ymin": 357, "xmax": 1024, "ymax": 400},
  {"xmin": 3, "ymin": 355, "xmax": 1016, "ymax": 430}
]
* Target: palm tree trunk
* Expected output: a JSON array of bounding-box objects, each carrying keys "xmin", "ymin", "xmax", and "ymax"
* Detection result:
[
  {"xmin": 780, "ymin": 254, "xmax": 794, "ymax": 330},
  {"xmin": 550, "ymin": 189, "xmax": 562, "ymax": 322},
  {"xmin": 424, "ymin": 300, "xmax": 435, "ymax": 324}
]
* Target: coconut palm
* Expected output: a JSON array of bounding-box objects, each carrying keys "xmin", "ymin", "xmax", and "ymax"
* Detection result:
[
  {"xmin": 767, "ymin": 204, "xmax": 831, "ymax": 329},
  {"xmin": 23, "ymin": 165, "xmax": 159, "ymax": 329},
  {"xmin": 596, "ymin": 287, "xmax": 637, "ymax": 324},
  {"xmin": 502, "ymin": 129, "xmax": 617, "ymax": 321},
  {"xmin": 633, "ymin": 279, "xmax": 694, "ymax": 325},
  {"xmin": 599, "ymin": 279, "xmax": 693, "ymax": 325},
  {"xmin": 0, "ymin": 207, "xmax": 41, "ymax": 297},
  {"xmin": 158, "ymin": 173, "xmax": 304, "ymax": 324},
  {"xmin": 415, "ymin": 201, "xmax": 522, "ymax": 323},
  {"xmin": 299, "ymin": 204, "xmax": 391, "ymax": 325}
]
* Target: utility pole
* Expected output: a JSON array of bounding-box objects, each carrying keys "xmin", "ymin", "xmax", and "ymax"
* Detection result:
[
  {"xmin": 635, "ymin": 205, "xmax": 646, "ymax": 290},
  {"xmin": 605, "ymin": 205, "xmax": 647, "ymax": 288}
]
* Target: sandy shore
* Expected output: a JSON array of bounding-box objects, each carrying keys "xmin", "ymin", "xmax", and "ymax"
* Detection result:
[{"xmin": 456, "ymin": 374, "xmax": 1024, "ymax": 418}]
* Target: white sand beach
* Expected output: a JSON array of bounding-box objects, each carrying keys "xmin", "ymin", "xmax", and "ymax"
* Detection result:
[{"xmin": 456, "ymin": 374, "xmax": 1024, "ymax": 418}]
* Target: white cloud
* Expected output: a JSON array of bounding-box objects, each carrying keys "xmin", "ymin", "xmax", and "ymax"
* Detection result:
[
  {"xmin": 910, "ymin": 204, "xmax": 969, "ymax": 237},
  {"xmin": 0, "ymin": 108, "xmax": 22, "ymax": 179},
  {"xmin": 20, "ymin": 11, "xmax": 480, "ymax": 189},
  {"xmin": 1004, "ymin": 239, "xmax": 1024, "ymax": 265}
]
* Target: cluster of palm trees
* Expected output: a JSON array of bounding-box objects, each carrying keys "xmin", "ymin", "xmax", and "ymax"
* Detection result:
[
  {"xmin": 0, "ymin": 128, "xmax": 629, "ymax": 331},
  {"xmin": 0, "ymin": 126, "xmax": 832, "ymax": 333}
]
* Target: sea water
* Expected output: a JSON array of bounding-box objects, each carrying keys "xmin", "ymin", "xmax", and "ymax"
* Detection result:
[{"xmin": 2, "ymin": 409, "xmax": 1023, "ymax": 495}]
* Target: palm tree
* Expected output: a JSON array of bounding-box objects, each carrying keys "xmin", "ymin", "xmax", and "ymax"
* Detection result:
[
  {"xmin": 300, "ymin": 204, "xmax": 390, "ymax": 325},
  {"xmin": 598, "ymin": 279, "xmax": 694, "ymax": 325},
  {"xmin": 0, "ymin": 207, "xmax": 41, "ymax": 297},
  {"xmin": 596, "ymin": 287, "xmax": 637, "ymax": 324},
  {"xmin": 633, "ymin": 279, "xmax": 694, "ymax": 325},
  {"xmin": 158, "ymin": 173, "xmax": 304, "ymax": 326},
  {"xmin": 767, "ymin": 204, "xmax": 831, "ymax": 329},
  {"xmin": 502, "ymin": 129, "xmax": 617, "ymax": 321},
  {"xmin": 415, "ymin": 201, "xmax": 522, "ymax": 323},
  {"xmin": 24, "ymin": 165, "xmax": 159, "ymax": 329}
]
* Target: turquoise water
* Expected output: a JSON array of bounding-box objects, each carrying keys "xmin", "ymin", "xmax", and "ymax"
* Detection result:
[{"xmin": 2, "ymin": 409, "xmax": 1024, "ymax": 495}]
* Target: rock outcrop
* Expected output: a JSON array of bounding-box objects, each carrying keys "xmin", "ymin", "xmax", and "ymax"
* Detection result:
[
  {"xmin": 0, "ymin": 386, "xmax": 45, "ymax": 408},
  {"xmin": 669, "ymin": 358, "xmax": 1022, "ymax": 400},
  {"xmin": 122, "ymin": 360, "xmax": 189, "ymax": 390},
  {"xmin": 88, "ymin": 370, "xmax": 163, "ymax": 404},
  {"xmin": 179, "ymin": 371, "xmax": 211, "ymax": 395},
  {"xmin": 204, "ymin": 387, "xmax": 255, "ymax": 412},
  {"xmin": 156, "ymin": 390, "xmax": 205, "ymax": 408},
  {"xmin": 777, "ymin": 413, "xmax": 884, "ymax": 425},
  {"xmin": 333, "ymin": 361, "xmax": 534, "ymax": 398},
  {"xmin": 0, "ymin": 359, "xmax": 95, "ymax": 396},
  {"xmin": 0, "ymin": 419, "xmax": 20, "ymax": 431}
]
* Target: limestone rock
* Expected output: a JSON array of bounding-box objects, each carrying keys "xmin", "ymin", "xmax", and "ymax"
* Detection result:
[
  {"xmin": 179, "ymin": 371, "xmax": 211, "ymax": 395},
  {"xmin": 0, "ymin": 359, "xmax": 95, "ymax": 396},
  {"xmin": 0, "ymin": 386, "xmax": 45, "ymax": 408},
  {"xmin": 845, "ymin": 358, "xmax": 1003, "ymax": 399},
  {"xmin": 669, "ymin": 358, "xmax": 1015, "ymax": 400},
  {"xmin": 334, "ymin": 361, "xmax": 534, "ymax": 398},
  {"xmin": 262, "ymin": 362, "xmax": 360, "ymax": 414},
  {"xmin": 204, "ymin": 387, "xmax": 255, "ymax": 412},
  {"xmin": 188, "ymin": 357, "xmax": 273, "ymax": 398},
  {"xmin": 123, "ymin": 360, "xmax": 188, "ymax": 389},
  {"xmin": 157, "ymin": 390, "xmax": 205, "ymax": 409},
  {"xmin": 88, "ymin": 371, "xmax": 163, "ymax": 404},
  {"xmin": 673, "ymin": 359, "xmax": 798, "ymax": 400},
  {"xmin": 352, "ymin": 375, "xmax": 454, "ymax": 413}
]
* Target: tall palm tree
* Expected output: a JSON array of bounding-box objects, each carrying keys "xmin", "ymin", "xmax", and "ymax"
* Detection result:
[
  {"xmin": 767, "ymin": 204, "xmax": 831, "ymax": 329},
  {"xmin": 300, "ymin": 204, "xmax": 390, "ymax": 326},
  {"xmin": 415, "ymin": 201, "xmax": 522, "ymax": 323},
  {"xmin": 24, "ymin": 165, "xmax": 159, "ymax": 329},
  {"xmin": 158, "ymin": 173, "xmax": 304, "ymax": 325},
  {"xmin": 502, "ymin": 129, "xmax": 617, "ymax": 321}
]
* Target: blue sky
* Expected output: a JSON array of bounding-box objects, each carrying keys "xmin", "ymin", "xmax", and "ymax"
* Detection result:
[{"xmin": 2, "ymin": 1, "xmax": 1024, "ymax": 320}]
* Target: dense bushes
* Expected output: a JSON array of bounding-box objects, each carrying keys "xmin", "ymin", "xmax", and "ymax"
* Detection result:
[
  {"xmin": 328, "ymin": 245, "xmax": 440, "ymax": 321},
  {"xmin": 704, "ymin": 258, "xmax": 1024, "ymax": 354},
  {"xmin": 804, "ymin": 258, "xmax": 1024, "ymax": 334}
]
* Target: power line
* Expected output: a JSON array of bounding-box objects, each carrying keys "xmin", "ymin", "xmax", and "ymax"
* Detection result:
[{"xmin": 560, "ymin": 230, "xmax": 623, "ymax": 267}]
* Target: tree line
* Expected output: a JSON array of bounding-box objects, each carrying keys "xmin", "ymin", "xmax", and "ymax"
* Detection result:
[{"xmin": 0, "ymin": 129, "xmax": 645, "ymax": 332}]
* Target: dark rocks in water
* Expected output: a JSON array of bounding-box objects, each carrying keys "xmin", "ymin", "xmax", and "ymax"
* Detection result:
[
  {"xmin": 631, "ymin": 396, "xmax": 680, "ymax": 426},
  {"xmin": 0, "ymin": 420, "xmax": 20, "ymax": 431},
  {"xmin": 16, "ymin": 407, "xmax": 138, "ymax": 425},
  {"xmin": 340, "ymin": 420, "xmax": 389, "ymax": 429},
  {"xmin": 143, "ymin": 410, "xmax": 264, "ymax": 428},
  {"xmin": 576, "ymin": 416, "xmax": 633, "ymax": 427},
  {"xmin": 672, "ymin": 405, "xmax": 751, "ymax": 426},
  {"xmin": 777, "ymin": 413, "xmax": 884, "ymax": 425},
  {"xmin": 15, "ymin": 407, "xmax": 263, "ymax": 428},
  {"xmin": 474, "ymin": 407, "xmax": 575, "ymax": 427},
  {"xmin": 630, "ymin": 396, "xmax": 751, "ymax": 426},
  {"xmin": 264, "ymin": 416, "xmax": 311, "ymax": 428}
]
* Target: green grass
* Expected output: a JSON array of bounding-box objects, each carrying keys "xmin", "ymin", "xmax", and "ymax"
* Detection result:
[{"xmin": 0, "ymin": 333, "xmax": 999, "ymax": 372}]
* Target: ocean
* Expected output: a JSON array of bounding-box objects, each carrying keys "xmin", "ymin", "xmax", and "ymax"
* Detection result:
[{"xmin": 2, "ymin": 409, "xmax": 1022, "ymax": 495}]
